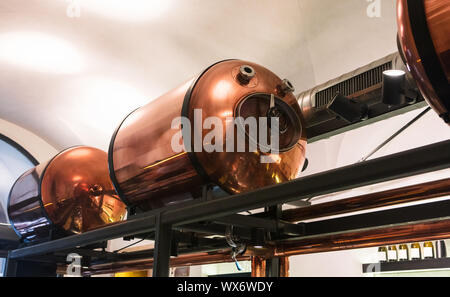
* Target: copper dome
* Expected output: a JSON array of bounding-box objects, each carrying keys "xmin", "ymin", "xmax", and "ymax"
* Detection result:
[{"xmin": 8, "ymin": 146, "xmax": 127, "ymax": 243}]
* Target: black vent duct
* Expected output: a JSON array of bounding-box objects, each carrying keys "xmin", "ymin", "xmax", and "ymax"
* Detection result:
[{"xmin": 298, "ymin": 53, "xmax": 425, "ymax": 142}]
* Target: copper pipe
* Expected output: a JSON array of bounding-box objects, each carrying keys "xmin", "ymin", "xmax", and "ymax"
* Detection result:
[
  {"xmin": 82, "ymin": 218, "xmax": 450, "ymax": 276},
  {"xmin": 274, "ymin": 219, "xmax": 450, "ymax": 257},
  {"xmin": 83, "ymin": 251, "xmax": 251, "ymax": 276},
  {"xmin": 250, "ymin": 256, "xmax": 289, "ymax": 277},
  {"xmin": 81, "ymin": 178, "xmax": 450, "ymax": 276},
  {"xmin": 282, "ymin": 178, "xmax": 450, "ymax": 222},
  {"xmin": 279, "ymin": 257, "xmax": 290, "ymax": 277},
  {"xmin": 251, "ymin": 256, "xmax": 266, "ymax": 277}
]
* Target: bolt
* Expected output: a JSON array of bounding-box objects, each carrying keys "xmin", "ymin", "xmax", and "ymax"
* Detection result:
[
  {"xmin": 280, "ymin": 79, "xmax": 295, "ymax": 94},
  {"xmin": 237, "ymin": 65, "xmax": 256, "ymax": 85}
]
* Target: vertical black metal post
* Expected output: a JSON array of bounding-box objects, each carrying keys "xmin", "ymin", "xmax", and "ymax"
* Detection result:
[
  {"xmin": 4, "ymin": 252, "xmax": 17, "ymax": 277},
  {"xmin": 152, "ymin": 214, "xmax": 173, "ymax": 277},
  {"xmin": 266, "ymin": 257, "xmax": 281, "ymax": 277},
  {"xmin": 265, "ymin": 205, "xmax": 282, "ymax": 277}
]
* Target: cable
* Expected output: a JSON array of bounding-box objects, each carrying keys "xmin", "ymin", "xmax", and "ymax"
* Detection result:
[
  {"xmin": 307, "ymin": 107, "xmax": 431, "ymax": 204},
  {"xmin": 113, "ymin": 236, "xmax": 148, "ymax": 253},
  {"xmin": 360, "ymin": 107, "xmax": 431, "ymax": 162}
]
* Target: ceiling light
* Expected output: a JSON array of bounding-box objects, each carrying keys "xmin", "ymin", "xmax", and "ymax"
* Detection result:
[
  {"xmin": 383, "ymin": 69, "xmax": 406, "ymax": 77},
  {"xmin": 0, "ymin": 32, "xmax": 84, "ymax": 74},
  {"xmin": 63, "ymin": 77, "xmax": 149, "ymax": 135},
  {"xmin": 382, "ymin": 69, "xmax": 407, "ymax": 106}
]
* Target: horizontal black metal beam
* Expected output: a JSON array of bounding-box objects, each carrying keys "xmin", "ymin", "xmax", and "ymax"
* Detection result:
[
  {"xmin": 10, "ymin": 210, "xmax": 158, "ymax": 259},
  {"xmin": 21, "ymin": 197, "xmax": 450, "ymax": 266},
  {"xmin": 8, "ymin": 140, "xmax": 450, "ymax": 260},
  {"xmin": 0, "ymin": 225, "xmax": 20, "ymax": 250},
  {"xmin": 162, "ymin": 139, "xmax": 450, "ymax": 226},
  {"xmin": 212, "ymin": 214, "xmax": 304, "ymax": 236},
  {"xmin": 177, "ymin": 223, "xmax": 251, "ymax": 240},
  {"xmin": 302, "ymin": 199, "xmax": 450, "ymax": 238}
]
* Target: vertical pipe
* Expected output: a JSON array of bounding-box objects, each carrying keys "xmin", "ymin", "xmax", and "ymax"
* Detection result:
[
  {"xmin": 279, "ymin": 257, "xmax": 290, "ymax": 277},
  {"xmin": 251, "ymin": 256, "xmax": 266, "ymax": 277}
]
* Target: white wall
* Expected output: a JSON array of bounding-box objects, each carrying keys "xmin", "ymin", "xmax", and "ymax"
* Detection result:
[
  {"xmin": 298, "ymin": 0, "xmax": 398, "ymax": 85},
  {"xmin": 290, "ymin": 248, "xmax": 378, "ymax": 277},
  {"xmin": 0, "ymin": 118, "xmax": 58, "ymax": 163},
  {"xmin": 288, "ymin": 0, "xmax": 449, "ymax": 277}
]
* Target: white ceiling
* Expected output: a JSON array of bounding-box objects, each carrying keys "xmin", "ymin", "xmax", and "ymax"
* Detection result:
[{"xmin": 0, "ymin": 0, "xmax": 398, "ymax": 151}]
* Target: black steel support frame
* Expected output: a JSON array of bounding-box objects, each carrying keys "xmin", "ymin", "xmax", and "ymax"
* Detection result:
[
  {"xmin": 5, "ymin": 140, "xmax": 450, "ymax": 276},
  {"xmin": 152, "ymin": 215, "xmax": 172, "ymax": 277}
]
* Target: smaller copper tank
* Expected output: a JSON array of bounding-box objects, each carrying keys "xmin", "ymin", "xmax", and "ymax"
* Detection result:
[
  {"xmin": 397, "ymin": 0, "xmax": 450, "ymax": 124},
  {"xmin": 8, "ymin": 146, "xmax": 127, "ymax": 243}
]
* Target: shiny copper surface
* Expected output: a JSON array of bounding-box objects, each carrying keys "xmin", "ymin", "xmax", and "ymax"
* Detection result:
[
  {"xmin": 425, "ymin": 0, "xmax": 450, "ymax": 81},
  {"xmin": 251, "ymin": 256, "xmax": 266, "ymax": 277},
  {"xmin": 110, "ymin": 60, "xmax": 307, "ymax": 211},
  {"xmin": 8, "ymin": 147, "xmax": 127, "ymax": 242},
  {"xmin": 282, "ymin": 178, "xmax": 450, "ymax": 222},
  {"xmin": 274, "ymin": 219, "xmax": 450, "ymax": 257},
  {"xmin": 397, "ymin": 0, "xmax": 450, "ymax": 123},
  {"xmin": 250, "ymin": 255, "xmax": 289, "ymax": 277},
  {"xmin": 279, "ymin": 256, "xmax": 290, "ymax": 277}
]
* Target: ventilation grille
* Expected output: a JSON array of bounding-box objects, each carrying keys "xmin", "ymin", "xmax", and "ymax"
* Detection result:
[{"xmin": 315, "ymin": 61, "xmax": 392, "ymax": 107}]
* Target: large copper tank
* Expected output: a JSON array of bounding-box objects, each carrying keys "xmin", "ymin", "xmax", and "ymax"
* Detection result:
[
  {"xmin": 109, "ymin": 60, "xmax": 307, "ymax": 211},
  {"xmin": 397, "ymin": 0, "xmax": 450, "ymax": 124},
  {"xmin": 8, "ymin": 146, "xmax": 127, "ymax": 243}
]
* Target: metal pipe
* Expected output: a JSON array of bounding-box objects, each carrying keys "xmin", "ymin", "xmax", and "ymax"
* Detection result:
[
  {"xmin": 82, "ymin": 216, "xmax": 450, "ymax": 275},
  {"xmin": 274, "ymin": 218, "xmax": 450, "ymax": 257},
  {"xmin": 279, "ymin": 257, "xmax": 289, "ymax": 277},
  {"xmin": 360, "ymin": 107, "xmax": 431, "ymax": 162},
  {"xmin": 282, "ymin": 178, "xmax": 450, "ymax": 222},
  {"xmin": 83, "ymin": 251, "xmax": 251, "ymax": 276},
  {"xmin": 251, "ymin": 256, "xmax": 266, "ymax": 277}
]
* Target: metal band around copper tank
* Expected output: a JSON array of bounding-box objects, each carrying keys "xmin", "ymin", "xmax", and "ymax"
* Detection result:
[
  {"xmin": 2, "ymin": 133, "xmax": 39, "ymax": 237},
  {"xmin": 180, "ymin": 59, "xmax": 236, "ymax": 185},
  {"xmin": 108, "ymin": 108, "xmax": 140, "ymax": 208}
]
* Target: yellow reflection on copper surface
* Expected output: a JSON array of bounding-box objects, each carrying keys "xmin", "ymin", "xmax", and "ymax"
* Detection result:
[{"xmin": 8, "ymin": 146, "xmax": 127, "ymax": 241}]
